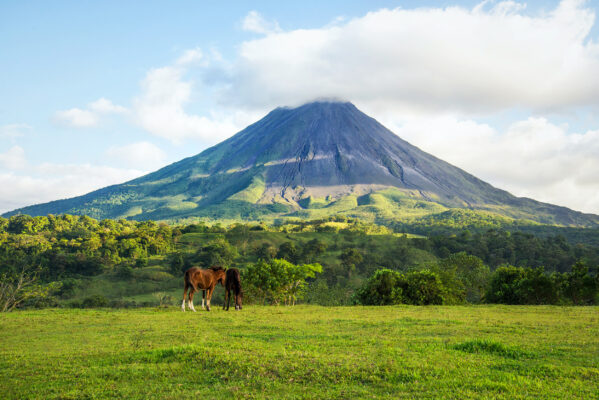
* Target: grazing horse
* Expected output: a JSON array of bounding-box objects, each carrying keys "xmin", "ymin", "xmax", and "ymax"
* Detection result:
[
  {"xmin": 223, "ymin": 268, "xmax": 243, "ymax": 311},
  {"xmin": 182, "ymin": 266, "xmax": 225, "ymax": 312}
]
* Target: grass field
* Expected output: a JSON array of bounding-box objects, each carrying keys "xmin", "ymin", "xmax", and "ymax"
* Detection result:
[{"xmin": 1, "ymin": 306, "xmax": 598, "ymax": 399}]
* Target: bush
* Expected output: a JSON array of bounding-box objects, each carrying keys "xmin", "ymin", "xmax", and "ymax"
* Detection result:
[
  {"xmin": 109, "ymin": 299, "xmax": 137, "ymax": 308},
  {"xmin": 353, "ymin": 269, "xmax": 447, "ymax": 306},
  {"xmin": 352, "ymin": 269, "xmax": 404, "ymax": 305},
  {"xmin": 79, "ymin": 295, "xmax": 109, "ymax": 308},
  {"xmin": 245, "ymin": 259, "xmax": 322, "ymax": 305},
  {"xmin": 402, "ymin": 270, "xmax": 445, "ymax": 305},
  {"xmin": 562, "ymin": 262, "xmax": 598, "ymax": 305},
  {"xmin": 485, "ymin": 265, "xmax": 565, "ymax": 305},
  {"xmin": 116, "ymin": 264, "xmax": 134, "ymax": 280}
]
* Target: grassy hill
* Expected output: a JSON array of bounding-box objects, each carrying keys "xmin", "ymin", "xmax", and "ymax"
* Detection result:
[{"xmin": 1, "ymin": 306, "xmax": 598, "ymax": 399}]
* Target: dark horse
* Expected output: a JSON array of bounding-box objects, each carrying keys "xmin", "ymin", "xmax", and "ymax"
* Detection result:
[
  {"xmin": 182, "ymin": 266, "xmax": 226, "ymax": 312},
  {"xmin": 223, "ymin": 268, "xmax": 243, "ymax": 311}
]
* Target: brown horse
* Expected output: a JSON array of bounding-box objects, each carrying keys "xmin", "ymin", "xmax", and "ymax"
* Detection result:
[
  {"xmin": 223, "ymin": 268, "xmax": 243, "ymax": 311},
  {"xmin": 182, "ymin": 266, "xmax": 226, "ymax": 312}
]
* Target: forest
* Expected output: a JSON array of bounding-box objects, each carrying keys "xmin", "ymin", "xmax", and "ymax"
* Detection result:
[{"xmin": 1, "ymin": 214, "xmax": 598, "ymax": 311}]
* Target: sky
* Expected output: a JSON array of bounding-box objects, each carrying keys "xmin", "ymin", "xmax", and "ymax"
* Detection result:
[{"xmin": 2, "ymin": 0, "xmax": 599, "ymax": 214}]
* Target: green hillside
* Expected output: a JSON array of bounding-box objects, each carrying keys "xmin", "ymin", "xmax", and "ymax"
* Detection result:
[{"xmin": 4, "ymin": 102, "xmax": 599, "ymax": 228}]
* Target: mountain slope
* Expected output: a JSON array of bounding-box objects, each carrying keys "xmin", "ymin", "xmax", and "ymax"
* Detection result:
[{"xmin": 5, "ymin": 101, "xmax": 599, "ymax": 227}]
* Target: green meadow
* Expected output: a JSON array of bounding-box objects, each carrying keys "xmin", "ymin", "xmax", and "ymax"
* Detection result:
[{"xmin": 1, "ymin": 305, "xmax": 598, "ymax": 399}]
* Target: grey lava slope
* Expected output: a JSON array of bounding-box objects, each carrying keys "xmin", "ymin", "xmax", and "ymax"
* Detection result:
[{"xmin": 5, "ymin": 101, "xmax": 599, "ymax": 226}]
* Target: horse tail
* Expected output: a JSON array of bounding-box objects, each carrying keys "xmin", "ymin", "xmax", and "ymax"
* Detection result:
[
  {"xmin": 184, "ymin": 268, "xmax": 198, "ymax": 292},
  {"xmin": 230, "ymin": 268, "xmax": 242, "ymax": 295}
]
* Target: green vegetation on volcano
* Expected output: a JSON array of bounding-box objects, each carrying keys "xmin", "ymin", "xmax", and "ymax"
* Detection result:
[{"xmin": 5, "ymin": 102, "xmax": 599, "ymax": 228}]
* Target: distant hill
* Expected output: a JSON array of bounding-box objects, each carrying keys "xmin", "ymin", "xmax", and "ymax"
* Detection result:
[{"xmin": 5, "ymin": 101, "xmax": 599, "ymax": 227}]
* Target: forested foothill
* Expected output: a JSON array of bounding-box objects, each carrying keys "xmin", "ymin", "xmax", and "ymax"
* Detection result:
[{"xmin": 1, "ymin": 214, "xmax": 597, "ymax": 311}]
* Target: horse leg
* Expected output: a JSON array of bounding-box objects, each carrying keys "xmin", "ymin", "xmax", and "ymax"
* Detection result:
[
  {"xmin": 223, "ymin": 288, "xmax": 229, "ymax": 311},
  {"xmin": 206, "ymin": 287, "xmax": 213, "ymax": 311},
  {"xmin": 202, "ymin": 290, "xmax": 206, "ymax": 309},
  {"xmin": 182, "ymin": 282, "xmax": 187, "ymax": 312},
  {"xmin": 188, "ymin": 288, "xmax": 197, "ymax": 312}
]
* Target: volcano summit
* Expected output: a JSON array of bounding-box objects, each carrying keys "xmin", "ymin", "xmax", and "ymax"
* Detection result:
[{"xmin": 5, "ymin": 101, "xmax": 599, "ymax": 227}]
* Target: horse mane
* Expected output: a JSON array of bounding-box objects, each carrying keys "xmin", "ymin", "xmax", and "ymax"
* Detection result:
[{"xmin": 209, "ymin": 266, "xmax": 225, "ymax": 271}]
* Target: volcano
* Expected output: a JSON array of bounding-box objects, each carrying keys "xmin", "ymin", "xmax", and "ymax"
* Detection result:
[{"xmin": 5, "ymin": 101, "xmax": 599, "ymax": 227}]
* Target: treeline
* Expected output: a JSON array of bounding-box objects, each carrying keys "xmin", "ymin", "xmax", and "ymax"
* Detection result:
[
  {"xmin": 0, "ymin": 214, "xmax": 175, "ymax": 277},
  {"xmin": 353, "ymin": 253, "xmax": 599, "ymax": 306},
  {"xmin": 1, "ymin": 214, "xmax": 598, "ymax": 309},
  {"xmin": 415, "ymin": 229, "xmax": 599, "ymax": 272}
]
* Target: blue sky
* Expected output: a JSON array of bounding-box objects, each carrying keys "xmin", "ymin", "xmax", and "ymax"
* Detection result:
[{"xmin": 2, "ymin": 0, "xmax": 599, "ymax": 214}]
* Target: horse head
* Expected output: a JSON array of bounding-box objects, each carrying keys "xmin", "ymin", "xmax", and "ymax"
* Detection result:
[{"xmin": 209, "ymin": 266, "xmax": 226, "ymax": 284}]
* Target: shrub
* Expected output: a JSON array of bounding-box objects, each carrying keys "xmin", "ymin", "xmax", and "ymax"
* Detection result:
[
  {"xmin": 353, "ymin": 269, "xmax": 447, "ymax": 305},
  {"xmin": 245, "ymin": 259, "xmax": 322, "ymax": 305},
  {"xmin": 352, "ymin": 269, "xmax": 404, "ymax": 305},
  {"xmin": 486, "ymin": 265, "xmax": 561, "ymax": 304},
  {"xmin": 485, "ymin": 265, "xmax": 526, "ymax": 304},
  {"xmin": 79, "ymin": 294, "xmax": 109, "ymax": 308},
  {"xmin": 402, "ymin": 270, "xmax": 445, "ymax": 305},
  {"xmin": 562, "ymin": 262, "xmax": 598, "ymax": 305}
]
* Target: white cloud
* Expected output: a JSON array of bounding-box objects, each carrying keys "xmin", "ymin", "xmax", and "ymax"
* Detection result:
[
  {"xmin": 88, "ymin": 97, "xmax": 128, "ymax": 114},
  {"xmin": 0, "ymin": 124, "xmax": 31, "ymax": 140},
  {"xmin": 175, "ymin": 48, "xmax": 203, "ymax": 66},
  {"xmin": 106, "ymin": 141, "xmax": 167, "ymax": 169},
  {"xmin": 387, "ymin": 114, "xmax": 599, "ymax": 214},
  {"xmin": 0, "ymin": 146, "xmax": 26, "ymax": 170},
  {"xmin": 0, "ymin": 145, "xmax": 144, "ymax": 213},
  {"xmin": 242, "ymin": 11, "xmax": 281, "ymax": 35},
  {"xmin": 0, "ymin": 163, "xmax": 144, "ymax": 214},
  {"xmin": 132, "ymin": 60, "xmax": 258, "ymax": 143},
  {"xmin": 54, "ymin": 98, "xmax": 128, "ymax": 128},
  {"xmin": 219, "ymin": 0, "xmax": 599, "ymax": 115},
  {"xmin": 54, "ymin": 108, "xmax": 99, "ymax": 128}
]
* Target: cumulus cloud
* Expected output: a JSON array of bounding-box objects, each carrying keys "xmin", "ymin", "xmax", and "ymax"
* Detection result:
[
  {"xmin": 54, "ymin": 98, "xmax": 128, "ymax": 128},
  {"xmin": 88, "ymin": 98, "xmax": 128, "ymax": 114},
  {"xmin": 387, "ymin": 114, "xmax": 599, "ymax": 214},
  {"xmin": 220, "ymin": 0, "xmax": 599, "ymax": 115},
  {"xmin": 175, "ymin": 47, "xmax": 204, "ymax": 66},
  {"xmin": 242, "ymin": 11, "xmax": 282, "ymax": 35},
  {"xmin": 0, "ymin": 146, "xmax": 27, "ymax": 170},
  {"xmin": 0, "ymin": 124, "xmax": 32, "ymax": 140},
  {"xmin": 106, "ymin": 141, "xmax": 167, "ymax": 169},
  {"xmin": 54, "ymin": 108, "xmax": 98, "ymax": 128},
  {"xmin": 0, "ymin": 162, "xmax": 143, "ymax": 214},
  {"xmin": 132, "ymin": 57, "xmax": 259, "ymax": 143},
  {"xmin": 0, "ymin": 145, "xmax": 146, "ymax": 213}
]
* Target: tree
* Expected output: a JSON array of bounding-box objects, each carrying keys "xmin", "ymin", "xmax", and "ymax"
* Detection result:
[
  {"xmin": 402, "ymin": 270, "xmax": 445, "ymax": 305},
  {"xmin": 515, "ymin": 267, "xmax": 557, "ymax": 305},
  {"xmin": 301, "ymin": 238, "xmax": 328, "ymax": 263},
  {"xmin": 563, "ymin": 261, "xmax": 598, "ymax": 305},
  {"xmin": 168, "ymin": 252, "xmax": 186, "ymax": 275},
  {"xmin": 254, "ymin": 242, "xmax": 277, "ymax": 261},
  {"xmin": 340, "ymin": 248, "xmax": 363, "ymax": 278},
  {"xmin": 435, "ymin": 252, "xmax": 490, "ymax": 303},
  {"xmin": 485, "ymin": 265, "xmax": 526, "ymax": 304},
  {"xmin": 194, "ymin": 238, "xmax": 238, "ymax": 267},
  {"xmin": 0, "ymin": 266, "xmax": 60, "ymax": 312},
  {"xmin": 277, "ymin": 242, "xmax": 299, "ymax": 263},
  {"xmin": 485, "ymin": 265, "xmax": 559, "ymax": 304},
  {"xmin": 244, "ymin": 259, "xmax": 322, "ymax": 305},
  {"xmin": 353, "ymin": 269, "xmax": 404, "ymax": 305}
]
